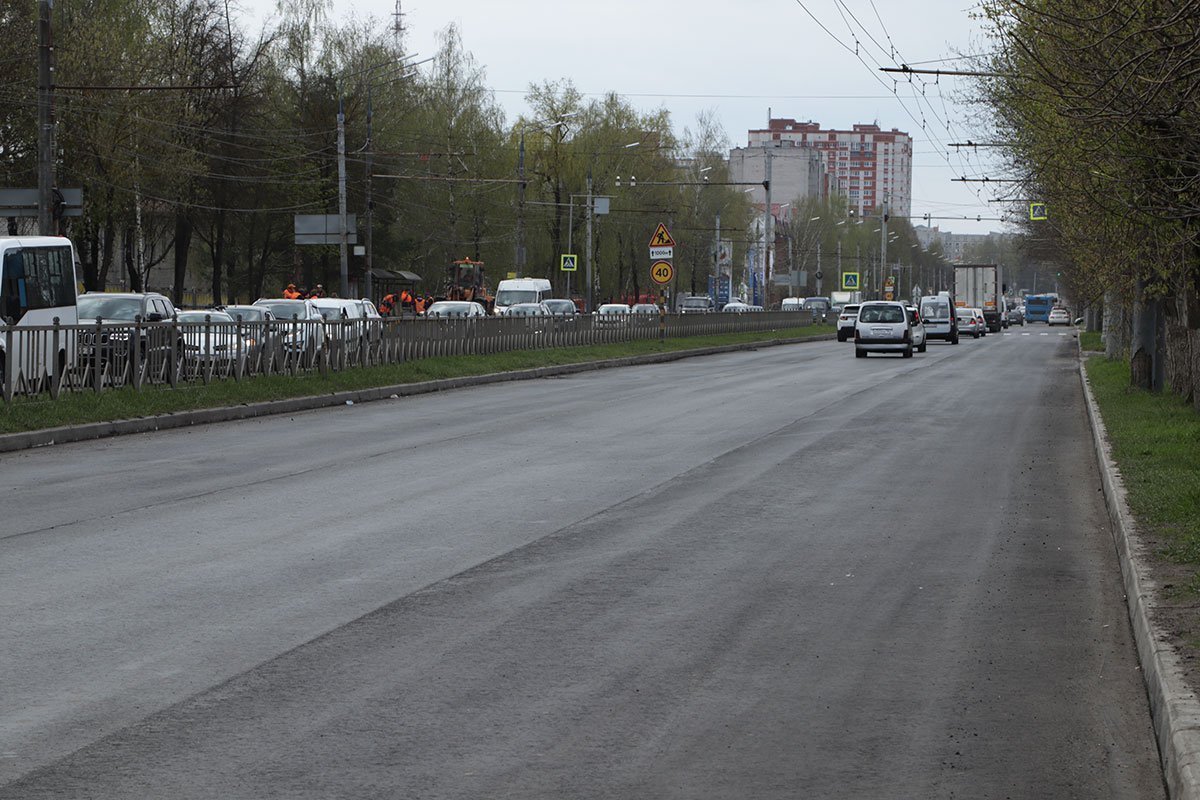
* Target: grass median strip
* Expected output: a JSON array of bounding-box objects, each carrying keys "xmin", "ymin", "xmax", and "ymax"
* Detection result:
[
  {"xmin": 1086, "ymin": 356, "xmax": 1200, "ymax": 589},
  {"xmin": 1080, "ymin": 330, "xmax": 1103, "ymax": 352},
  {"xmin": 0, "ymin": 325, "xmax": 834, "ymax": 435}
]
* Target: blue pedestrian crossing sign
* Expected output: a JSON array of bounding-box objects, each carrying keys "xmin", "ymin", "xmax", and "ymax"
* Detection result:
[
  {"xmin": 1029, "ymin": 202, "xmax": 1048, "ymax": 221},
  {"xmin": 842, "ymin": 272, "xmax": 860, "ymax": 290},
  {"xmin": 560, "ymin": 253, "xmax": 578, "ymax": 272}
]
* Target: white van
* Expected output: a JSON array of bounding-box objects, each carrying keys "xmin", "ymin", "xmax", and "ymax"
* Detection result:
[{"xmin": 493, "ymin": 278, "xmax": 552, "ymax": 316}]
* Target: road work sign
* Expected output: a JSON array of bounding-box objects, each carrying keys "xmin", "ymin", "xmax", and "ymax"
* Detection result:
[
  {"xmin": 842, "ymin": 272, "xmax": 860, "ymax": 290},
  {"xmin": 649, "ymin": 223, "xmax": 676, "ymax": 248}
]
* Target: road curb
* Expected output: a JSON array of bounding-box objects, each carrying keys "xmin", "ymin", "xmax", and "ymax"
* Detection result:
[
  {"xmin": 1078, "ymin": 352, "xmax": 1200, "ymax": 800},
  {"xmin": 0, "ymin": 333, "xmax": 835, "ymax": 454}
]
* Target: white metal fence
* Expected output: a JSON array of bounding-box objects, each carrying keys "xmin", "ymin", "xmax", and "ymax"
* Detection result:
[{"xmin": 0, "ymin": 310, "xmax": 820, "ymax": 403}]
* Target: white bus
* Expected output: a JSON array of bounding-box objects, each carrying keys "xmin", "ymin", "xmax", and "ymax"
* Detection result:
[{"xmin": 0, "ymin": 236, "xmax": 80, "ymax": 388}]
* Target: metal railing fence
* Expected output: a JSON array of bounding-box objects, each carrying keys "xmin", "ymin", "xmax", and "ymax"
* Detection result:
[{"xmin": 1, "ymin": 310, "xmax": 818, "ymax": 403}]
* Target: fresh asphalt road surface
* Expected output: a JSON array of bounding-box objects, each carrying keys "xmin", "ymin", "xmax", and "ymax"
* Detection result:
[{"xmin": 1, "ymin": 329, "xmax": 1163, "ymax": 798}]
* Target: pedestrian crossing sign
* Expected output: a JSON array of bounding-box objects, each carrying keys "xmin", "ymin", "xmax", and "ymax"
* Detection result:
[
  {"xmin": 1029, "ymin": 202, "xmax": 1048, "ymax": 221},
  {"xmin": 560, "ymin": 253, "xmax": 578, "ymax": 272},
  {"xmin": 842, "ymin": 272, "xmax": 860, "ymax": 290}
]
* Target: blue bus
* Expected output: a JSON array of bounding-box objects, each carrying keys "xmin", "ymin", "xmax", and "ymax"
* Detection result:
[{"xmin": 1024, "ymin": 293, "xmax": 1058, "ymax": 323}]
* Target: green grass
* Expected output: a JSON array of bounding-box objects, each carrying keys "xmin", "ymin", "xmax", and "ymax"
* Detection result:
[
  {"xmin": 1086, "ymin": 356, "xmax": 1200, "ymax": 587},
  {"xmin": 0, "ymin": 325, "xmax": 833, "ymax": 435},
  {"xmin": 1080, "ymin": 330, "xmax": 1104, "ymax": 352}
]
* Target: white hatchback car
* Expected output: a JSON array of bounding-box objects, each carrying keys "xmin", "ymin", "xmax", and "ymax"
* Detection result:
[
  {"xmin": 835, "ymin": 304, "xmax": 861, "ymax": 342},
  {"xmin": 854, "ymin": 301, "xmax": 922, "ymax": 358}
]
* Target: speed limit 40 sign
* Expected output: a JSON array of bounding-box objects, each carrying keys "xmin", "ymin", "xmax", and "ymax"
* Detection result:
[{"xmin": 651, "ymin": 260, "xmax": 674, "ymax": 285}]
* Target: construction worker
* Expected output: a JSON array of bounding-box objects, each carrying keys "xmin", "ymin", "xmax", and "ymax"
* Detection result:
[
  {"xmin": 380, "ymin": 292, "xmax": 397, "ymax": 316},
  {"xmin": 283, "ymin": 283, "xmax": 301, "ymax": 299},
  {"xmin": 309, "ymin": 284, "xmax": 325, "ymax": 299}
]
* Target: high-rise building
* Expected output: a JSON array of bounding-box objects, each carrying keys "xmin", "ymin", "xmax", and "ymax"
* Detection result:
[
  {"xmin": 746, "ymin": 119, "xmax": 912, "ymax": 219},
  {"xmin": 726, "ymin": 145, "xmax": 825, "ymax": 218}
]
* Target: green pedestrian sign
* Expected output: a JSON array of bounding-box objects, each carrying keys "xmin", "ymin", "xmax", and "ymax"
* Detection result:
[
  {"xmin": 842, "ymin": 272, "xmax": 860, "ymax": 290},
  {"xmin": 560, "ymin": 253, "xmax": 578, "ymax": 272}
]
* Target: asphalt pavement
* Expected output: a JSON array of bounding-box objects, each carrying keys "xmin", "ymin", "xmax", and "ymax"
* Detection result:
[{"xmin": 0, "ymin": 328, "xmax": 1164, "ymax": 798}]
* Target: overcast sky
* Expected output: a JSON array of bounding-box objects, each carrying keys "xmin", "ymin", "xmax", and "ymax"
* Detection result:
[{"xmin": 237, "ymin": 0, "xmax": 1006, "ymax": 235}]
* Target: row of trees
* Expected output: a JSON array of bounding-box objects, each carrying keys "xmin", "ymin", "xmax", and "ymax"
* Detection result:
[
  {"xmin": 0, "ymin": 1, "xmax": 762, "ymax": 307},
  {"xmin": 975, "ymin": 1, "xmax": 1200, "ymax": 405}
]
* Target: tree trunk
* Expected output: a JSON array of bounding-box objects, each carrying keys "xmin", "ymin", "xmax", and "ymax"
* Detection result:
[
  {"xmin": 1130, "ymin": 279, "xmax": 1156, "ymax": 391},
  {"xmin": 1104, "ymin": 288, "xmax": 1130, "ymax": 360},
  {"xmin": 1165, "ymin": 322, "xmax": 1193, "ymax": 403},
  {"xmin": 123, "ymin": 227, "xmax": 143, "ymax": 293},
  {"xmin": 98, "ymin": 212, "xmax": 115, "ymax": 289},
  {"xmin": 172, "ymin": 212, "xmax": 192, "ymax": 307},
  {"xmin": 211, "ymin": 210, "xmax": 226, "ymax": 307},
  {"xmin": 82, "ymin": 219, "xmax": 99, "ymax": 292}
]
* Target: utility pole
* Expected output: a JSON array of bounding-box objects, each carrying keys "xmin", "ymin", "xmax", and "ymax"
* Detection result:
[
  {"xmin": 516, "ymin": 132, "xmax": 526, "ymax": 278},
  {"xmin": 37, "ymin": 0, "xmax": 55, "ymax": 235},
  {"xmin": 762, "ymin": 147, "xmax": 772, "ymax": 306},
  {"xmin": 837, "ymin": 240, "xmax": 842, "ymax": 291},
  {"xmin": 337, "ymin": 99, "xmax": 350, "ymax": 298},
  {"xmin": 879, "ymin": 196, "xmax": 889, "ymax": 299},
  {"xmin": 364, "ymin": 86, "xmax": 374, "ymax": 301},
  {"xmin": 585, "ymin": 169, "xmax": 594, "ymax": 311}
]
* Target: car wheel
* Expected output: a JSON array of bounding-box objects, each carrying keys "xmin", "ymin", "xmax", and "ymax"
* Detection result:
[
  {"xmin": 972, "ymin": 331, "xmax": 979, "ymax": 339},
  {"xmin": 837, "ymin": 330, "xmax": 847, "ymax": 342},
  {"xmin": 902, "ymin": 345, "xmax": 913, "ymax": 358},
  {"xmin": 855, "ymin": 348, "xmax": 867, "ymax": 358},
  {"xmin": 951, "ymin": 333, "xmax": 959, "ymax": 345},
  {"xmin": 918, "ymin": 341, "xmax": 927, "ymax": 353}
]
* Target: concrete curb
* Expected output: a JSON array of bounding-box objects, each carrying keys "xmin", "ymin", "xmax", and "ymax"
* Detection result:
[
  {"xmin": 1078, "ymin": 353, "xmax": 1200, "ymax": 800},
  {"xmin": 0, "ymin": 333, "xmax": 836, "ymax": 454}
]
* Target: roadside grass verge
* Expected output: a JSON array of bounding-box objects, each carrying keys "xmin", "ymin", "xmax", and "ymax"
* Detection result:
[
  {"xmin": 1086, "ymin": 355, "xmax": 1200, "ymax": 588},
  {"xmin": 0, "ymin": 325, "xmax": 833, "ymax": 435},
  {"xmin": 1080, "ymin": 330, "xmax": 1103, "ymax": 352}
]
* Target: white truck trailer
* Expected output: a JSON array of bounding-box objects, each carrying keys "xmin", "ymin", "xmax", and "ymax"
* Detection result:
[{"xmin": 953, "ymin": 264, "xmax": 1004, "ymax": 332}]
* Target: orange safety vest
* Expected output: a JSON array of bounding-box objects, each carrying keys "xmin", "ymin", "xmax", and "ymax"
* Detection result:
[{"xmin": 283, "ymin": 288, "xmax": 300, "ymax": 299}]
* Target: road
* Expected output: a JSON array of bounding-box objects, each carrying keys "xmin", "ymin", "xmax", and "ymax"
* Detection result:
[{"xmin": 0, "ymin": 329, "xmax": 1163, "ymax": 798}]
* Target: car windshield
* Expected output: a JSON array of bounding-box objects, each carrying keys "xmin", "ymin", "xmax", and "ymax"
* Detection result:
[
  {"xmin": 544, "ymin": 300, "xmax": 574, "ymax": 313},
  {"xmin": 77, "ymin": 295, "xmax": 143, "ymax": 321},
  {"xmin": 496, "ymin": 289, "xmax": 537, "ymax": 306},
  {"xmin": 257, "ymin": 302, "xmax": 310, "ymax": 320},
  {"xmin": 858, "ymin": 305, "xmax": 904, "ymax": 323},
  {"xmin": 921, "ymin": 301, "xmax": 950, "ymax": 319},
  {"xmin": 682, "ymin": 298, "xmax": 710, "ymax": 308}
]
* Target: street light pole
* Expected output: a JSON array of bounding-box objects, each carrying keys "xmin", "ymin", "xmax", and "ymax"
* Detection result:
[
  {"xmin": 585, "ymin": 169, "xmax": 594, "ymax": 311},
  {"xmin": 516, "ymin": 131, "xmax": 526, "ymax": 278},
  {"xmin": 37, "ymin": 0, "xmax": 55, "ymax": 235}
]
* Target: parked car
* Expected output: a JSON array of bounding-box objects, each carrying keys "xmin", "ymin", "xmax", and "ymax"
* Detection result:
[
  {"xmin": 721, "ymin": 301, "xmax": 752, "ymax": 313},
  {"xmin": 425, "ymin": 301, "xmax": 486, "ymax": 318},
  {"xmin": 1048, "ymin": 307, "xmax": 1072, "ymax": 326},
  {"xmin": 631, "ymin": 303, "xmax": 661, "ymax": 315},
  {"xmin": 176, "ymin": 310, "xmax": 244, "ymax": 364},
  {"xmin": 955, "ymin": 307, "xmax": 981, "ymax": 339},
  {"xmin": 502, "ymin": 302, "xmax": 551, "ymax": 317},
  {"xmin": 594, "ymin": 303, "xmax": 631, "ymax": 324},
  {"xmin": 76, "ymin": 291, "xmax": 179, "ymax": 365},
  {"xmin": 217, "ymin": 304, "xmax": 277, "ymax": 360},
  {"xmin": 678, "ymin": 295, "xmax": 715, "ymax": 314},
  {"xmin": 543, "ymin": 299, "xmax": 578, "ymax": 317},
  {"xmin": 835, "ymin": 303, "xmax": 861, "ymax": 342},
  {"xmin": 781, "ymin": 297, "xmax": 804, "ymax": 312},
  {"xmin": 252, "ymin": 298, "xmax": 326, "ymax": 355},
  {"xmin": 854, "ymin": 300, "xmax": 918, "ymax": 358},
  {"xmin": 918, "ymin": 295, "xmax": 958, "ymax": 344}
]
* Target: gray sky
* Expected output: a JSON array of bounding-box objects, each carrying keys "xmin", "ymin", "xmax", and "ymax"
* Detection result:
[{"xmin": 236, "ymin": 0, "xmax": 1006, "ymax": 235}]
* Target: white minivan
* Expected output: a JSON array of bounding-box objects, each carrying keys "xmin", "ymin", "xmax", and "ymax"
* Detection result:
[{"xmin": 493, "ymin": 278, "xmax": 552, "ymax": 316}]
